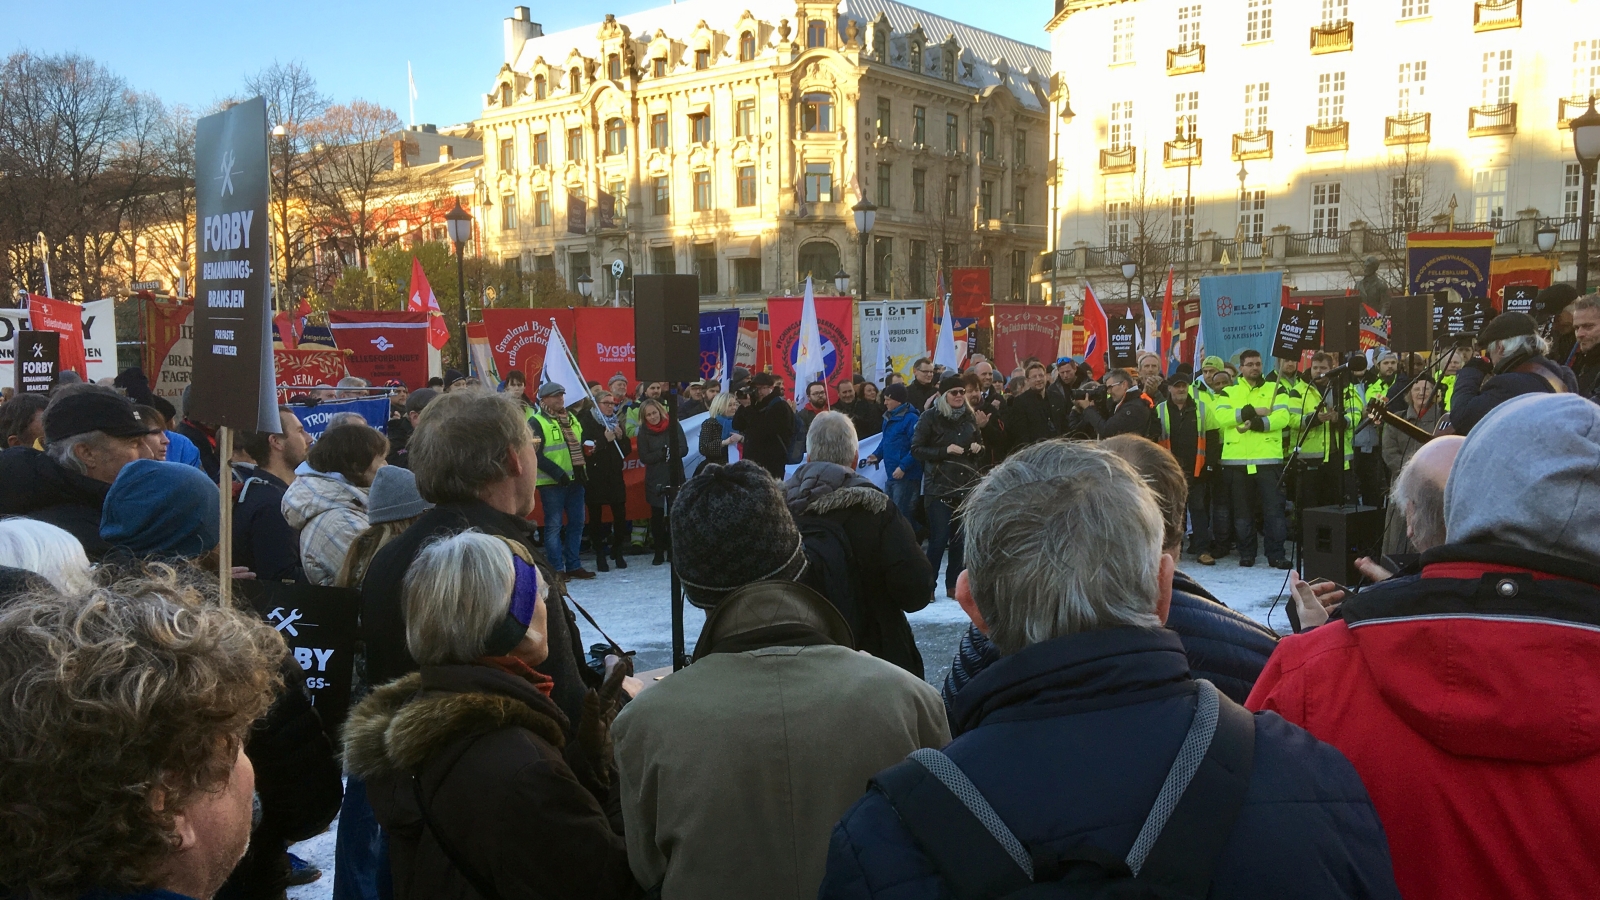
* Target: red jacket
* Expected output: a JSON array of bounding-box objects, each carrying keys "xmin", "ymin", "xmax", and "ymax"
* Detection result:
[{"xmin": 1247, "ymin": 546, "xmax": 1600, "ymax": 900}]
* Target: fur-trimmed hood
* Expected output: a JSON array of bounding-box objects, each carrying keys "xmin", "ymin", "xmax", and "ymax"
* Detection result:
[
  {"xmin": 342, "ymin": 665, "xmax": 567, "ymax": 780},
  {"xmin": 783, "ymin": 460, "xmax": 890, "ymax": 517}
]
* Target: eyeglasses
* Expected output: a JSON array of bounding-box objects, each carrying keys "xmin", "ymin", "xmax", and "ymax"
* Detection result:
[{"xmin": 946, "ymin": 388, "xmax": 967, "ymax": 396}]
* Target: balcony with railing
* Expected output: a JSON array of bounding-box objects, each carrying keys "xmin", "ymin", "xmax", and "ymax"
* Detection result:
[
  {"xmin": 1100, "ymin": 146, "xmax": 1137, "ymax": 174},
  {"xmin": 1455, "ymin": 219, "xmax": 1522, "ymax": 246},
  {"xmin": 1166, "ymin": 44, "xmax": 1205, "ymax": 75},
  {"xmin": 1232, "ymin": 131, "xmax": 1274, "ymax": 160},
  {"xmin": 1547, "ymin": 215, "xmax": 1599, "ymax": 243},
  {"xmin": 1306, "ymin": 122, "xmax": 1350, "ymax": 152},
  {"xmin": 1163, "ymin": 138, "xmax": 1202, "ymax": 167},
  {"xmin": 1560, "ymin": 96, "xmax": 1599, "ymax": 126},
  {"xmin": 1468, "ymin": 103, "xmax": 1518, "ymax": 136},
  {"xmin": 1385, "ymin": 113, "xmax": 1431, "ymax": 145},
  {"xmin": 1310, "ymin": 21, "xmax": 1354, "ymax": 54},
  {"xmin": 1474, "ymin": 0, "xmax": 1521, "ymax": 31},
  {"xmin": 1284, "ymin": 231, "xmax": 1347, "ymax": 258}
]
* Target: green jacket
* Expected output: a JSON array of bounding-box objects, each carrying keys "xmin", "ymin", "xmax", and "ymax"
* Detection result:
[{"xmin": 1210, "ymin": 378, "xmax": 1293, "ymax": 472}]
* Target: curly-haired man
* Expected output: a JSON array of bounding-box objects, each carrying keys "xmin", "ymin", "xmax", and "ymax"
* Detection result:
[{"xmin": 0, "ymin": 571, "xmax": 284, "ymax": 900}]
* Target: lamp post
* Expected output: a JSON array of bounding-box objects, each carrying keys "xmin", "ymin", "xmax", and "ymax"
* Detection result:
[
  {"xmin": 1121, "ymin": 260, "xmax": 1137, "ymax": 309},
  {"xmin": 1570, "ymin": 99, "xmax": 1600, "ymax": 293},
  {"xmin": 1537, "ymin": 225, "xmax": 1560, "ymax": 254},
  {"xmin": 852, "ymin": 197, "xmax": 877, "ymax": 304},
  {"xmin": 576, "ymin": 273, "xmax": 594, "ymax": 302},
  {"xmin": 444, "ymin": 199, "xmax": 473, "ymax": 369},
  {"xmin": 833, "ymin": 267, "xmax": 851, "ymax": 296}
]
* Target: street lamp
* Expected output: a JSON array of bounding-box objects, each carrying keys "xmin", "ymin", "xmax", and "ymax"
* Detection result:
[
  {"xmin": 1537, "ymin": 225, "xmax": 1560, "ymax": 254},
  {"xmin": 852, "ymin": 197, "xmax": 877, "ymax": 303},
  {"xmin": 575, "ymin": 273, "xmax": 594, "ymax": 301},
  {"xmin": 833, "ymin": 267, "xmax": 851, "ymax": 296},
  {"xmin": 1570, "ymin": 98, "xmax": 1600, "ymax": 293},
  {"xmin": 1121, "ymin": 260, "xmax": 1137, "ymax": 308},
  {"xmin": 444, "ymin": 199, "xmax": 473, "ymax": 367}
]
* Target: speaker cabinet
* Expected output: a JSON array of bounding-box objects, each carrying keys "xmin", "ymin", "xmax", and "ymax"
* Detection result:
[
  {"xmin": 1320, "ymin": 297, "xmax": 1363, "ymax": 354},
  {"xmin": 1301, "ymin": 505, "xmax": 1386, "ymax": 586},
  {"xmin": 633, "ymin": 274, "xmax": 701, "ymax": 383},
  {"xmin": 1387, "ymin": 295, "xmax": 1435, "ymax": 353}
]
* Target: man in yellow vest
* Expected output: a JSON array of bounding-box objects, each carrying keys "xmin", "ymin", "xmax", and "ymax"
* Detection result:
[
  {"xmin": 1290, "ymin": 352, "xmax": 1365, "ymax": 513},
  {"xmin": 1157, "ymin": 373, "xmax": 1228, "ymax": 565},
  {"xmin": 530, "ymin": 381, "xmax": 594, "ymax": 580},
  {"xmin": 1210, "ymin": 349, "xmax": 1293, "ymax": 569}
]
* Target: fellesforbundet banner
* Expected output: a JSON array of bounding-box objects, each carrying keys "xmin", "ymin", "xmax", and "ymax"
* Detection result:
[{"xmin": 329, "ymin": 310, "xmax": 431, "ymax": 389}]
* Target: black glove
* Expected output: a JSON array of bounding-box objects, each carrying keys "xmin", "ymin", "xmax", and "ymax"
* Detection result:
[{"xmin": 1462, "ymin": 356, "xmax": 1493, "ymax": 375}]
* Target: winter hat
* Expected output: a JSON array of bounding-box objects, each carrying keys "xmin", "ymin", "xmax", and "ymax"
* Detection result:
[
  {"xmin": 882, "ymin": 383, "xmax": 908, "ymax": 403},
  {"xmin": 403, "ymin": 388, "xmax": 438, "ymax": 414},
  {"xmin": 100, "ymin": 460, "xmax": 219, "ymax": 560},
  {"xmin": 366, "ymin": 466, "xmax": 432, "ymax": 525},
  {"xmin": 939, "ymin": 374, "xmax": 965, "ymax": 394},
  {"xmin": 1445, "ymin": 394, "xmax": 1600, "ymax": 566},
  {"xmin": 537, "ymin": 381, "xmax": 565, "ymax": 399},
  {"xmin": 1202, "ymin": 356, "xmax": 1226, "ymax": 371},
  {"xmin": 1479, "ymin": 311, "xmax": 1538, "ymax": 344},
  {"xmin": 671, "ymin": 460, "xmax": 805, "ymax": 609},
  {"xmin": 45, "ymin": 391, "xmax": 157, "ymax": 443},
  {"xmin": 1536, "ymin": 283, "xmax": 1579, "ymax": 314}
]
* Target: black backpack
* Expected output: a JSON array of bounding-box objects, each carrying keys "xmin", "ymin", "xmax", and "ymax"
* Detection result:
[
  {"xmin": 796, "ymin": 513, "xmax": 863, "ymax": 640},
  {"xmin": 870, "ymin": 679, "xmax": 1256, "ymax": 899}
]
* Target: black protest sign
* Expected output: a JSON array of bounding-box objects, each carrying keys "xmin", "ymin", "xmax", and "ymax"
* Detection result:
[
  {"xmin": 244, "ymin": 580, "xmax": 360, "ymax": 741},
  {"xmin": 1272, "ymin": 308, "xmax": 1311, "ymax": 360},
  {"xmin": 1504, "ymin": 284, "xmax": 1539, "ymax": 315},
  {"xmin": 190, "ymin": 97, "xmax": 278, "ymax": 431},
  {"xmin": 14, "ymin": 331, "xmax": 59, "ymax": 393},
  {"xmin": 1108, "ymin": 319, "xmax": 1138, "ymax": 369},
  {"xmin": 1301, "ymin": 307, "xmax": 1323, "ymax": 351},
  {"xmin": 1437, "ymin": 296, "xmax": 1491, "ymax": 336}
]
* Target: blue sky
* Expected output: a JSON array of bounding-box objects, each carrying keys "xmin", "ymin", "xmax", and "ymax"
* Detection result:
[{"xmin": 11, "ymin": 1, "xmax": 1053, "ymax": 127}]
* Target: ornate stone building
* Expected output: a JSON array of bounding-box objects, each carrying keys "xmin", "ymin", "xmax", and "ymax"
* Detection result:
[{"xmin": 474, "ymin": 0, "xmax": 1051, "ymax": 309}]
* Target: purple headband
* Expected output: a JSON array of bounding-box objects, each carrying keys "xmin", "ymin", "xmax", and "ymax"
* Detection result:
[{"xmin": 509, "ymin": 556, "xmax": 541, "ymax": 626}]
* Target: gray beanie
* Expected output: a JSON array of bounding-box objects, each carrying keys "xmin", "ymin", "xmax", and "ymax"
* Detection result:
[
  {"xmin": 1445, "ymin": 393, "xmax": 1600, "ymax": 565},
  {"xmin": 671, "ymin": 460, "xmax": 805, "ymax": 609},
  {"xmin": 367, "ymin": 466, "xmax": 433, "ymax": 525}
]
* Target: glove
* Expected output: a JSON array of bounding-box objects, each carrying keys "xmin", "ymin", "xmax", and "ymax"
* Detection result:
[
  {"xmin": 564, "ymin": 654, "xmax": 632, "ymax": 795},
  {"xmin": 1462, "ymin": 356, "xmax": 1493, "ymax": 375}
]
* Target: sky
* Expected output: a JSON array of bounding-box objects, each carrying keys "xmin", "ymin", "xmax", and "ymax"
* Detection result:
[{"xmin": 10, "ymin": 0, "xmax": 1054, "ymax": 128}]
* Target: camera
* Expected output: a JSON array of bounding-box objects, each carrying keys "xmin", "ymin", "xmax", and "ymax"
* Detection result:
[{"xmin": 1071, "ymin": 383, "xmax": 1106, "ymax": 403}]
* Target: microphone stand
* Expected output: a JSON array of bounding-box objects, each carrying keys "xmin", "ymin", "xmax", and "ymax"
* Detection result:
[{"xmin": 667, "ymin": 382, "xmax": 687, "ymax": 672}]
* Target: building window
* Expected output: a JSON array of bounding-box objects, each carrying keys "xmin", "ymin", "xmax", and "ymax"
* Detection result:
[
  {"xmin": 651, "ymin": 113, "xmax": 669, "ymax": 149},
  {"xmin": 1111, "ymin": 16, "xmax": 1135, "ymax": 64},
  {"xmin": 1246, "ymin": 0, "xmax": 1272, "ymax": 41},
  {"xmin": 1575, "ymin": 40, "xmax": 1600, "ymax": 102},
  {"xmin": 736, "ymin": 98, "xmax": 756, "ymax": 137},
  {"xmin": 912, "ymin": 168, "xmax": 927, "ymax": 212},
  {"xmin": 1242, "ymin": 83, "xmax": 1269, "ymax": 135},
  {"xmin": 1238, "ymin": 189, "xmax": 1265, "ymax": 242},
  {"xmin": 569, "ymin": 251, "xmax": 590, "ymax": 293},
  {"xmin": 979, "ymin": 180, "xmax": 994, "ymax": 221},
  {"xmin": 1566, "ymin": 162, "xmax": 1597, "ymax": 220},
  {"xmin": 652, "ymin": 57, "xmax": 666, "ymax": 77},
  {"xmin": 694, "ymin": 243, "xmax": 718, "ymax": 295},
  {"xmin": 868, "ymin": 100, "xmax": 888, "ymax": 142},
  {"xmin": 1106, "ymin": 201, "xmax": 1132, "ymax": 248},
  {"xmin": 1011, "ymin": 250, "xmax": 1028, "ymax": 300},
  {"xmin": 690, "ymin": 113, "xmax": 711, "ymax": 144},
  {"xmin": 607, "ymin": 54, "xmax": 622, "ymax": 80},
  {"xmin": 978, "ymin": 118, "xmax": 996, "ymax": 157},
  {"xmin": 651, "ymin": 245, "xmax": 675, "ymax": 274},
  {"xmin": 1311, "ymin": 182, "xmax": 1341, "ymax": 236},
  {"xmin": 1013, "ymin": 186, "xmax": 1027, "ymax": 224},
  {"xmin": 912, "ymin": 106, "xmax": 927, "ymax": 145},
  {"xmin": 652, "ymin": 176, "xmax": 670, "ymax": 216},
  {"xmin": 807, "ymin": 19, "xmax": 827, "ymax": 48},
  {"xmin": 501, "ymin": 194, "xmax": 518, "ymax": 230},
  {"xmin": 604, "ymin": 118, "xmax": 627, "ymax": 155},
  {"xmin": 1170, "ymin": 195, "xmax": 1196, "ymax": 243},
  {"xmin": 608, "ymin": 179, "xmax": 628, "ymax": 224},
  {"xmin": 1110, "ymin": 100, "xmax": 1134, "ymax": 151},
  {"xmin": 499, "ymin": 137, "xmax": 515, "ymax": 172},
  {"xmin": 1014, "ymin": 129, "xmax": 1027, "ymax": 165},
  {"xmin": 1177, "ymin": 5, "xmax": 1202, "ymax": 52},
  {"xmin": 1397, "ymin": 61, "xmax": 1426, "ymax": 115},
  {"xmin": 567, "ymin": 127, "xmax": 584, "ymax": 162},
  {"xmin": 500, "ymin": 84, "xmax": 513, "ymax": 106},
  {"xmin": 1317, "ymin": 72, "xmax": 1346, "ymax": 126},
  {"xmin": 570, "ymin": 67, "xmax": 582, "ymax": 93},
  {"xmin": 534, "ymin": 191, "xmax": 552, "ymax": 226},
  {"xmin": 740, "ymin": 31, "xmax": 757, "ymax": 61},
  {"xmin": 693, "ymin": 170, "xmax": 712, "ymax": 211},
  {"xmin": 798, "ymin": 240, "xmax": 841, "ymax": 283},
  {"xmin": 695, "ymin": 49, "xmax": 710, "ymax": 70},
  {"xmin": 805, "ymin": 162, "xmax": 833, "ymax": 202},
  {"xmin": 1473, "ymin": 168, "xmax": 1508, "ymax": 227},
  {"xmin": 877, "ymin": 163, "xmax": 892, "ymax": 207},
  {"xmin": 737, "ymin": 165, "xmax": 757, "ymax": 206},
  {"xmin": 533, "ymin": 132, "xmax": 549, "ymax": 166},
  {"xmin": 1321, "ymin": 0, "xmax": 1349, "ymax": 27},
  {"xmin": 735, "ymin": 258, "xmax": 762, "ymax": 292},
  {"xmin": 909, "ymin": 240, "xmax": 928, "ymax": 296},
  {"xmin": 802, "ymin": 93, "xmax": 834, "ymax": 132},
  {"xmin": 944, "ymin": 175, "xmax": 960, "ymax": 216},
  {"xmin": 535, "ymin": 254, "xmax": 555, "ymax": 271},
  {"xmin": 945, "ymin": 113, "xmax": 959, "ymax": 151},
  {"xmin": 534, "ymin": 75, "xmax": 547, "ymax": 99},
  {"xmin": 1393, "ymin": 175, "xmax": 1422, "ymax": 229},
  {"xmin": 1174, "ymin": 91, "xmax": 1199, "ymax": 140},
  {"xmin": 1400, "ymin": 0, "xmax": 1428, "ymax": 18},
  {"xmin": 873, "ymin": 237, "xmax": 893, "ymax": 293},
  {"xmin": 1481, "ymin": 50, "xmax": 1513, "ymax": 106}
]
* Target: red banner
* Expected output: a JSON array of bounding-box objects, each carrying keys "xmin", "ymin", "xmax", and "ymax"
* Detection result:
[
  {"xmin": 329, "ymin": 310, "xmax": 431, "ymax": 389},
  {"xmin": 481, "ymin": 308, "xmax": 576, "ymax": 383},
  {"xmin": 145, "ymin": 301, "xmax": 194, "ymax": 413},
  {"xmin": 1488, "ymin": 256, "xmax": 1556, "ymax": 313},
  {"xmin": 949, "ymin": 267, "xmax": 991, "ymax": 319},
  {"xmin": 27, "ymin": 295, "xmax": 87, "ymax": 376},
  {"xmin": 992, "ymin": 304, "xmax": 1062, "ymax": 375},
  {"xmin": 767, "ymin": 297, "xmax": 854, "ymax": 401},
  {"xmin": 275, "ymin": 349, "xmax": 348, "ymax": 394},
  {"xmin": 573, "ymin": 307, "xmax": 635, "ymax": 390}
]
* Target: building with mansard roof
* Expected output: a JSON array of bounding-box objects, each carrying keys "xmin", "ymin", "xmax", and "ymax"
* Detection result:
[{"xmin": 473, "ymin": 1, "xmax": 1051, "ymax": 309}]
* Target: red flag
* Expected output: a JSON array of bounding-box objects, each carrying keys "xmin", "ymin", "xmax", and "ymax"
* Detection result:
[
  {"xmin": 1159, "ymin": 268, "xmax": 1177, "ymax": 375},
  {"xmin": 273, "ymin": 311, "xmax": 299, "ymax": 350},
  {"xmin": 408, "ymin": 257, "xmax": 450, "ymax": 350},
  {"xmin": 27, "ymin": 295, "xmax": 87, "ymax": 376},
  {"xmin": 1082, "ymin": 285, "xmax": 1110, "ymax": 378}
]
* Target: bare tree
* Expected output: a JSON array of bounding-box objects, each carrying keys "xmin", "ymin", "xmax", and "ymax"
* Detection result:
[
  {"xmin": 306, "ymin": 100, "xmax": 406, "ymax": 273},
  {"xmin": 246, "ymin": 61, "xmax": 327, "ymax": 304},
  {"xmin": 118, "ymin": 104, "xmax": 197, "ymax": 291},
  {"xmin": 1344, "ymin": 142, "xmax": 1449, "ymax": 292}
]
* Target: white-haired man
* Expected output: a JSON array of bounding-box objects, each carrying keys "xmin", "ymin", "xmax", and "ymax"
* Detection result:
[{"xmin": 1449, "ymin": 311, "xmax": 1577, "ymax": 434}]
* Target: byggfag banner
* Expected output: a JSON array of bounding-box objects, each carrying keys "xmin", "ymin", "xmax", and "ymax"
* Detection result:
[
  {"xmin": 1407, "ymin": 232, "xmax": 1495, "ymax": 301},
  {"xmin": 1199, "ymin": 272, "xmax": 1282, "ymax": 367},
  {"xmin": 574, "ymin": 307, "xmax": 635, "ymax": 388},
  {"xmin": 482, "ymin": 308, "xmax": 576, "ymax": 383},
  {"xmin": 859, "ymin": 301, "xmax": 927, "ymax": 386},
  {"xmin": 328, "ymin": 310, "xmax": 431, "ymax": 389},
  {"xmin": 145, "ymin": 301, "xmax": 195, "ymax": 415},
  {"xmin": 767, "ymin": 296, "xmax": 854, "ymax": 400}
]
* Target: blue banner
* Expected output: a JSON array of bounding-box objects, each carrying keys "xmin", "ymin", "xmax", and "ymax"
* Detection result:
[
  {"xmin": 289, "ymin": 397, "xmax": 390, "ymax": 440},
  {"xmin": 1198, "ymin": 272, "xmax": 1282, "ymax": 367},
  {"xmin": 1406, "ymin": 232, "xmax": 1495, "ymax": 301},
  {"xmin": 699, "ymin": 309, "xmax": 740, "ymax": 381}
]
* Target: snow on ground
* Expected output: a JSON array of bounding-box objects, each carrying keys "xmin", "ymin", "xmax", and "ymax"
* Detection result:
[{"xmin": 288, "ymin": 547, "xmax": 1296, "ymax": 897}]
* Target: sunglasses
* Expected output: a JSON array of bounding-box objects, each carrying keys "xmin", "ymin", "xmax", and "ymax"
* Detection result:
[{"xmin": 946, "ymin": 388, "xmax": 967, "ymax": 396}]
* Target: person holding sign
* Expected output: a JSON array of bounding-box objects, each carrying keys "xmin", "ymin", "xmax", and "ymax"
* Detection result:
[{"xmin": 1210, "ymin": 350, "xmax": 1293, "ymax": 569}]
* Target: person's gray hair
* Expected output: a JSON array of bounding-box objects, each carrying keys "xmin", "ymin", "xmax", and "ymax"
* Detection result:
[
  {"xmin": 1489, "ymin": 333, "xmax": 1547, "ymax": 361},
  {"xmin": 326, "ymin": 411, "xmax": 367, "ymax": 429},
  {"xmin": 1392, "ymin": 455, "xmax": 1447, "ymax": 553},
  {"xmin": 805, "ymin": 411, "xmax": 858, "ymax": 467},
  {"xmin": 44, "ymin": 431, "xmax": 107, "ymax": 476},
  {"xmin": 962, "ymin": 441, "xmax": 1165, "ymax": 655},
  {"xmin": 1574, "ymin": 293, "xmax": 1600, "ymax": 315},
  {"xmin": 934, "ymin": 392, "xmax": 972, "ymax": 420},
  {"xmin": 408, "ymin": 391, "xmax": 533, "ymax": 503},
  {"xmin": 336, "ymin": 376, "xmax": 369, "ymax": 389},
  {"xmin": 403, "ymin": 531, "xmax": 516, "ymax": 666},
  {"xmin": 0, "ymin": 518, "xmax": 92, "ymax": 594},
  {"xmin": 1104, "ymin": 368, "xmax": 1134, "ymax": 387}
]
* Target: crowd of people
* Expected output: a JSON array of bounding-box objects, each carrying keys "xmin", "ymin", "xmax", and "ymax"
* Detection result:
[{"xmin": 0, "ymin": 287, "xmax": 1596, "ymax": 900}]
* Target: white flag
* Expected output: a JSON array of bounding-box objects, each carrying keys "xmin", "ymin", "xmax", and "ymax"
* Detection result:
[
  {"xmin": 933, "ymin": 294, "xmax": 959, "ymax": 371},
  {"xmin": 871, "ymin": 305, "xmax": 888, "ymax": 387},
  {"xmin": 794, "ymin": 276, "xmax": 826, "ymax": 401},
  {"xmin": 540, "ymin": 319, "xmax": 588, "ymax": 403},
  {"xmin": 1142, "ymin": 297, "xmax": 1160, "ymax": 356}
]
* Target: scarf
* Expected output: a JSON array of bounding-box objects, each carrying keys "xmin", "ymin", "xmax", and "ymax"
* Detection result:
[
  {"xmin": 645, "ymin": 416, "xmax": 670, "ymax": 434},
  {"xmin": 478, "ymin": 655, "xmax": 555, "ymax": 697}
]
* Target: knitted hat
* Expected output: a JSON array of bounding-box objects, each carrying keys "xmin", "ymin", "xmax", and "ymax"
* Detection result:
[
  {"xmin": 939, "ymin": 374, "xmax": 965, "ymax": 394},
  {"xmin": 367, "ymin": 466, "xmax": 432, "ymax": 525},
  {"xmin": 100, "ymin": 460, "xmax": 219, "ymax": 559},
  {"xmin": 1202, "ymin": 356, "xmax": 1226, "ymax": 371},
  {"xmin": 671, "ymin": 460, "xmax": 804, "ymax": 609},
  {"xmin": 882, "ymin": 383, "xmax": 908, "ymax": 403},
  {"xmin": 1480, "ymin": 311, "xmax": 1538, "ymax": 344}
]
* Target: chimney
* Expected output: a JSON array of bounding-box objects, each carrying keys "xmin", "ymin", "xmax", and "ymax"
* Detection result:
[
  {"xmin": 439, "ymin": 144, "xmax": 454, "ymax": 163},
  {"xmin": 393, "ymin": 140, "xmax": 408, "ymax": 168},
  {"xmin": 505, "ymin": 7, "xmax": 541, "ymax": 66}
]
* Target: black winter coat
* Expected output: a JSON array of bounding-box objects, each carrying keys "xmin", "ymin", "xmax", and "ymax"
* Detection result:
[
  {"xmin": 1083, "ymin": 391, "xmax": 1153, "ymax": 438},
  {"xmin": 783, "ymin": 462, "xmax": 935, "ymax": 677},
  {"xmin": 176, "ymin": 418, "xmax": 221, "ymax": 482},
  {"xmin": 1569, "ymin": 342, "xmax": 1600, "ymax": 400},
  {"xmin": 905, "ymin": 378, "xmax": 939, "ymax": 413},
  {"xmin": 1002, "ymin": 389, "xmax": 1067, "ymax": 449},
  {"xmin": 579, "ymin": 413, "xmax": 632, "ymax": 507},
  {"xmin": 910, "ymin": 407, "xmax": 985, "ymax": 501},
  {"xmin": 635, "ymin": 421, "xmax": 686, "ymax": 509},
  {"xmin": 733, "ymin": 392, "xmax": 793, "ymax": 478},
  {"xmin": 827, "ymin": 627, "xmax": 1400, "ymax": 900},
  {"xmin": 836, "ymin": 398, "xmax": 884, "ymax": 438},
  {"xmin": 359, "ymin": 500, "xmax": 599, "ymax": 726},
  {"xmin": 231, "ymin": 465, "xmax": 303, "ymax": 582},
  {"xmin": 0, "ymin": 447, "xmax": 112, "ymax": 558},
  {"xmin": 1450, "ymin": 354, "xmax": 1579, "ymax": 435}
]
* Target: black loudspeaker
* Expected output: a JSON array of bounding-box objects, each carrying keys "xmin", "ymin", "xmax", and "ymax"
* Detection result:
[
  {"xmin": 1321, "ymin": 297, "xmax": 1362, "ymax": 353},
  {"xmin": 1301, "ymin": 505, "xmax": 1385, "ymax": 586},
  {"xmin": 1387, "ymin": 295, "xmax": 1435, "ymax": 352},
  {"xmin": 633, "ymin": 274, "xmax": 701, "ymax": 383}
]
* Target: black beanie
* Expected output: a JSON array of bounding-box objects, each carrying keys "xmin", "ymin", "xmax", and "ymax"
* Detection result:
[
  {"xmin": 671, "ymin": 461, "xmax": 804, "ymax": 609},
  {"xmin": 939, "ymin": 374, "xmax": 965, "ymax": 394}
]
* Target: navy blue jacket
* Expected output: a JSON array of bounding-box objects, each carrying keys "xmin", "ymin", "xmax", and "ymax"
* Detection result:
[
  {"xmin": 1450, "ymin": 355, "xmax": 1578, "ymax": 435},
  {"xmin": 231, "ymin": 464, "xmax": 304, "ymax": 583},
  {"xmin": 825, "ymin": 627, "xmax": 1399, "ymax": 900}
]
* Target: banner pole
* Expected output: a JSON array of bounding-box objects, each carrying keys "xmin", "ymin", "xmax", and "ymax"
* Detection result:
[{"xmin": 217, "ymin": 426, "xmax": 234, "ymax": 605}]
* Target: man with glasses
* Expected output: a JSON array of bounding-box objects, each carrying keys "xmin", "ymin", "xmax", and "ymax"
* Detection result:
[
  {"xmin": 1074, "ymin": 369, "xmax": 1152, "ymax": 439},
  {"xmin": 906, "ymin": 358, "xmax": 939, "ymax": 413}
]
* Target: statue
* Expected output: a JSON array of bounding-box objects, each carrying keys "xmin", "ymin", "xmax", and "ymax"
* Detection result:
[{"xmin": 1359, "ymin": 256, "xmax": 1391, "ymax": 314}]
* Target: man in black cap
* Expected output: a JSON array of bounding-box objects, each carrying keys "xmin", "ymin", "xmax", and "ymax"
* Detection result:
[
  {"xmin": 1450, "ymin": 311, "xmax": 1578, "ymax": 435},
  {"xmin": 387, "ymin": 387, "xmax": 438, "ymax": 468},
  {"xmin": 732, "ymin": 372, "xmax": 793, "ymax": 479},
  {"xmin": 0, "ymin": 386, "xmax": 156, "ymax": 557}
]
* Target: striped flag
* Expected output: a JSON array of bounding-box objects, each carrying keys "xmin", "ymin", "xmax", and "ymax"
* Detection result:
[{"xmin": 1359, "ymin": 304, "xmax": 1390, "ymax": 350}]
